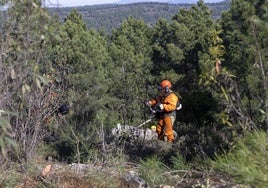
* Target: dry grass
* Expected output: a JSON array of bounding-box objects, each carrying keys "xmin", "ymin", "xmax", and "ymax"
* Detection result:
[
  {"xmin": 0, "ymin": 168, "xmax": 122, "ymax": 188},
  {"xmin": 0, "ymin": 139, "xmax": 254, "ymax": 188},
  {"xmin": 0, "ymin": 160, "xmax": 249, "ymax": 188}
]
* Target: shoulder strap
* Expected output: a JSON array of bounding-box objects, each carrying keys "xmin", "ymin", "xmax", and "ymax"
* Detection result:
[{"xmin": 165, "ymin": 90, "xmax": 173, "ymax": 97}]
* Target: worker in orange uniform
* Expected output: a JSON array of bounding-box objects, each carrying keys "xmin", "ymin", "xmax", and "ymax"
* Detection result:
[{"xmin": 145, "ymin": 79, "xmax": 179, "ymax": 142}]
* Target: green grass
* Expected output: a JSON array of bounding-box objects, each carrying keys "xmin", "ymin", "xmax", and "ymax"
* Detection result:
[
  {"xmin": 0, "ymin": 168, "xmax": 21, "ymax": 187},
  {"xmin": 170, "ymin": 152, "xmax": 190, "ymax": 171},
  {"xmin": 212, "ymin": 130, "xmax": 268, "ymax": 187},
  {"xmin": 139, "ymin": 155, "xmax": 168, "ymax": 185}
]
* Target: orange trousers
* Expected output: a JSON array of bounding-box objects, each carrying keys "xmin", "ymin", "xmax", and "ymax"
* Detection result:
[{"xmin": 156, "ymin": 115, "xmax": 175, "ymax": 142}]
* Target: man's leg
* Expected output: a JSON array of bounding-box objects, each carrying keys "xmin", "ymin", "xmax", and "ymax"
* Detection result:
[
  {"xmin": 156, "ymin": 119, "xmax": 164, "ymax": 140},
  {"xmin": 163, "ymin": 115, "xmax": 175, "ymax": 142}
]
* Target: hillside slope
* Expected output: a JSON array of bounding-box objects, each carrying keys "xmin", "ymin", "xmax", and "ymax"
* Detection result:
[{"xmin": 49, "ymin": 1, "xmax": 230, "ymax": 33}]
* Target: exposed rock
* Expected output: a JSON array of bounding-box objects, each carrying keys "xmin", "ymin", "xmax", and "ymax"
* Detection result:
[
  {"xmin": 41, "ymin": 164, "xmax": 52, "ymax": 177},
  {"xmin": 112, "ymin": 124, "xmax": 158, "ymax": 141},
  {"xmin": 121, "ymin": 170, "xmax": 150, "ymax": 188}
]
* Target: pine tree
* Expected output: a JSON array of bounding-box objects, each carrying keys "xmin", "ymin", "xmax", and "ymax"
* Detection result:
[
  {"xmin": 109, "ymin": 17, "xmax": 153, "ymax": 126},
  {"xmin": 152, "ymin": 0, "xmax": 216, "ymax": 122},
  {"xmin": 47, "ymin": 9, "xmax": 115, "ymax": 162},
  {"xmin": 220, "ymin": 0, "xmax": 268, "ymax": 131}
]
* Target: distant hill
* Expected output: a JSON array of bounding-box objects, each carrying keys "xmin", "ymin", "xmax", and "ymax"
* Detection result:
[
  {"xmin": 49, "ymin": 1, "xmax": 230, "ymax": 33},
  {"xmin": 118, "ymin": 0, "xmax": 226, "ymax": 4}
]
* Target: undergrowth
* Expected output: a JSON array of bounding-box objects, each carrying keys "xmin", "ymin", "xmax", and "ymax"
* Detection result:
[{"xmin": 212, "ymin": 130, "xmax": 268, "ymax": 187}]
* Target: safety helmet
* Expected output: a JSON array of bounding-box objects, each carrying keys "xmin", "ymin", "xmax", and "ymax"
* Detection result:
[{"xmin": 158, "ymin": 79, "xmax": 172, "ymax": 90}]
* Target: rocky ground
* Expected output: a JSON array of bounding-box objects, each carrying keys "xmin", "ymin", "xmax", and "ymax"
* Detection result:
[
  {"xmin": 12, "ymin": 160, "xmax": 250, "ymax": 188},
  {"xmin": 1, "ymin": 133, "xmax": 252, "ymax": 188},
  {"xmin": 10, "ymin": 139, "xmax": 251, "ymax": 188}
]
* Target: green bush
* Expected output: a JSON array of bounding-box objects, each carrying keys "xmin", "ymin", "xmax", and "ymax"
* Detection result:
[{"xmin": 212, "ymin": 130, "xmax": 268, "ymax": 187}]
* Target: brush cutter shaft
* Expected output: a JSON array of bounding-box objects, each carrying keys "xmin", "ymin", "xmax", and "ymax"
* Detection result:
[{"xmin": 137, "ymin": 118, "xmax": 152, "ymax": 128}]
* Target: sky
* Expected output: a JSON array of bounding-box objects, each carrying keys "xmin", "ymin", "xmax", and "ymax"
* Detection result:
[{"xmin": 46, "ymin": 0, "xmax": 224, "ymax": 7}]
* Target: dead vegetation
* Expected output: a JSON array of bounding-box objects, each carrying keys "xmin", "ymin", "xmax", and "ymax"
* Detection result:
[{"xmin": 0, "ymin": 139, "xmax": 251, "ymax": 188}]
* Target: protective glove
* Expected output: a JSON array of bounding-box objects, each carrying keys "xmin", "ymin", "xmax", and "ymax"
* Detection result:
[
  {"xmin": 155, "ymin": 103, "xmax": 164, "ymax": 112},
  {"xmin": 159, "ymin": 103, "xmax": 164, "ymax": 110}
]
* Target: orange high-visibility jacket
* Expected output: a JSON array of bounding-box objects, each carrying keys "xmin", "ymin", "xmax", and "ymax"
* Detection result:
[{"xmin": 150, "ymin": 92, "xmax": 178, "ymax": 113}]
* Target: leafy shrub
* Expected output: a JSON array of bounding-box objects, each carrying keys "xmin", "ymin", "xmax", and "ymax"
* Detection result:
[{"xmin": 212, "ymin": 130, "xmax": 268, "ymax": 187}]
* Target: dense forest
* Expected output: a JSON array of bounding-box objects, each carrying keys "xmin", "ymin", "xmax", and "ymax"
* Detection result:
[
  {"xmin": 48, "ymin": 0, "xmax": 231, "ymax": 33},
  {"xmin": 0, "ymin": 0, "xmax": 267, "ymax": 187}
]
